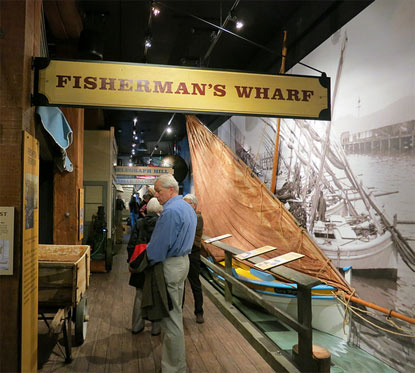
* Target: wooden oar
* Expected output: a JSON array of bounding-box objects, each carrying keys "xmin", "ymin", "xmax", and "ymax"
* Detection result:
[{"xmin": 347, "ymin": 294, "xmax": 415, "ymax": 325}]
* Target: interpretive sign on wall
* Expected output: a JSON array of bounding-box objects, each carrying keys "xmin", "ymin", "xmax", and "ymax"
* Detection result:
[
  {"xmin": 21, "ymin": 131, "xmax": 39, "ymax": 372},
  {"xmin": 0, "ymin": 207, "xmax": 14, "ymax": 275},
  {"xmin": 33, "ymin": 58, "xmax": 331, "ymax": 120}
]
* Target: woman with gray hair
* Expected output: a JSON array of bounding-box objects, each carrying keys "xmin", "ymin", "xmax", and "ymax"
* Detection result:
[
  {"xmin": 183, "ymin": 193, "xmax": 205, "ymax": 323},
  {"xmin": 127, "ymin": 196, "xmax": 163, "ymax": 335}
]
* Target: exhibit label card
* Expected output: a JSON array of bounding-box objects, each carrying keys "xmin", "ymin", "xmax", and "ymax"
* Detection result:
[
  {"xmin": 235, "ymin": 245, "xmax": 277, "ymax": 260},
  {"xmin": 255, "ymin": 252, "xmax": 305, "ymax": 270},
  {"xmin": 204, "ymin": 234, "xmax": 232, "ymax": 244}
]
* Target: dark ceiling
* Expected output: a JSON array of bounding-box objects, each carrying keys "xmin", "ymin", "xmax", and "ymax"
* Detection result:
[{"xmin": 44, "ymin": 0, "xmax": 373, "ymax": 163}]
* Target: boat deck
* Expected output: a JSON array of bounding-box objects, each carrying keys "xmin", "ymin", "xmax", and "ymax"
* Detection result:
[{"xmin": 38, "ymin": 241, "xmax": 274, "ymax": 372}]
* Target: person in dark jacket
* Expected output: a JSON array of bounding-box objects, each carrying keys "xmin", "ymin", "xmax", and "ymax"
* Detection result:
[
  {"xmin": 138, "ymin": 193, "xmax": 152, "ymax": 219},
  {"xmin": 115, "ymin": 193, "xmax": 126, "ymax": 244},
  {"xmin": 183, "ymin": 193, "xmax": 205, "ymax": 323},
  {"xmin": 127, "ymin": 197, "xmax": 163, "ymax": 335},
  {"xmin": 128, "ymin": 194, "xmax": 139, "ymax": 228}
]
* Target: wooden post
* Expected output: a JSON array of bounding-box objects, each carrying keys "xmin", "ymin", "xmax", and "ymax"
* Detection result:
[
  {"xmin": 224, "ymin": 251, "xmax": 233, "ymax": 303},
  {"xmin": 53, "ymin": 107, "xmax": 84, "ymax": 244},
  {"xmin": 0, "ymin": 1, "xmax": 42, "ymax": 371},
  {"xmin": 292, "ymin": 344, "xmax": 331, "ymax": 373},
  {"xmin": 296, "ymin": 284, "xmax": 316, "ymax": 372}
]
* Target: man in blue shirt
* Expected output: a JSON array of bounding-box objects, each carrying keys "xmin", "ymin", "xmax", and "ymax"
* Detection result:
[{"xmin": 146, "ymin": 174, "xmax": 197, "ymax": 373}]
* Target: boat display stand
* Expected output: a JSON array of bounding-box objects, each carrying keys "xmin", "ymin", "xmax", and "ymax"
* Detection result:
[
  {"xmin": 201, "ymin": 261, "xmax": 398, "ymax": 373},
  {"xmin": 201, "ymin": 235, "xmax": 398, "ymax": 373},
  {"xmin": 202, "ymin": 234, "xmax": 325, "ymax": 372}
]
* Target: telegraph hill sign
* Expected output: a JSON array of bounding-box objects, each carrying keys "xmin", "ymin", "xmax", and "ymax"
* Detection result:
[
  {"xmin": 115, "ymin": 166, "xmax": 173, "ymax": 185},
  {"xmin": 33, "ymin": 58, "xmax": 331, "ymax": 120}
]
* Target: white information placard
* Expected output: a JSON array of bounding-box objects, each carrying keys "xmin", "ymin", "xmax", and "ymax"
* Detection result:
[
  {"xmin": 204, "ymin": 234, "xmax": 232, "ymax": 244},
  {"xmin": 255, "ymin": 252, "xmax": 304, "ymax": 270},
  {"xmin": 0, "ymin": 207, "xmax": 14, "ymax": 275},
  {"xmin": 235, "ymin": 245, "xmax": 277, "ymax": 261}
]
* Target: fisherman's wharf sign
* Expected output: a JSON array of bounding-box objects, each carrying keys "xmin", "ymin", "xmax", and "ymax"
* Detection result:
[{"xmin": 33, "ymin": 58, "xmax": 331, "ymax": 120}]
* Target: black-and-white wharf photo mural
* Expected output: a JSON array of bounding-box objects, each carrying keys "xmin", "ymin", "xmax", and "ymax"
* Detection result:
[{"xmin": 216, "ymin": 0, "xmax": 414, "ymax": 370}]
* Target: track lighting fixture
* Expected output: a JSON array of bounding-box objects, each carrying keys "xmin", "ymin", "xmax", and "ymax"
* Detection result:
[
  {"xmin": 230, "ymin": 10, "xmax": 244, "ymax": 30},
  {"xmin": 235, "ymin": 20, "xmax": 244, "ymax": 29}
]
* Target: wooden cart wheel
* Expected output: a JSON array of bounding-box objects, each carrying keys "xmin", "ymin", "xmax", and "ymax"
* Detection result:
[{"xmin": 75, "ymin": 296, "xmax": 89, "ymax": 345}]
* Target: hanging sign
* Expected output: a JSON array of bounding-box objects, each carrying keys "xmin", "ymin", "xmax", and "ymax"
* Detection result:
[
  {"xmin": 33, "ymin": 58, "xmax": 331, "ymax": 120},
  {"xmin": 115, "ymin": 166, "xmax": 173, "ymax": 185}
]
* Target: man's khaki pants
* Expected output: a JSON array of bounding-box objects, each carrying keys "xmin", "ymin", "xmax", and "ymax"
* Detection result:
[{"xmin": 161, "ymin": 255, "xmax": 190, "ymax": 373}]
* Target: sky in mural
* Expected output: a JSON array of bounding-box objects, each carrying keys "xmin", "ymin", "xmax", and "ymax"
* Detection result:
[{"xmin": 290, "ymin": 0, "xmax": 414, "ymax": 135}]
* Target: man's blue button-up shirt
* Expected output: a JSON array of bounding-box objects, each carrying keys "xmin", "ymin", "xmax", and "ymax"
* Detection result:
[{"xmin": 146, "ymin": 195, "xmax": 197, "ymax": 265}]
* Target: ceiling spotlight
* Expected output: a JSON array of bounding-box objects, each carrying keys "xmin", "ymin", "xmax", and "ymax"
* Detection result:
[
  {"xmin": 133, "ymin": 118, "xmax": 137, "ymax": 124},
  {"xmin": 132, "ymin": 143, "xmax": 136, "ymax": 147},
  {"xmin": 145, "ymin": 36, "xmax": 152, "ymax": 48},
  {"xmin": 133, "ymin": 130, "xmax": 136, "ymax": 135},
  {"xmin": 230, "ymin": 11, "xmax": 244, "ymax": 30},
  {"xmin": 134, "ymin": 136, "xmax": 138, "ymax": 140},
  {"xmin": 128, "ymin": 162, "xmax": 133, "ymax": 167},
  {"xmin": 132, "ymin": 149, "xmax": 135, "ymax": 154},
  {"xmin": 166, "ymin": 127, "xmax": 172, "ymax": 134},
  {"xmin": 152, "ymin": 6, "xmax": 160, "ymax": 16}
]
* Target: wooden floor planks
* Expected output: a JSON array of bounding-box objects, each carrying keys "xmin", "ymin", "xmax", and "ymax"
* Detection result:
[{"xmin": 38, "ymin": 242, "xmax": 274, "ymax": 372}]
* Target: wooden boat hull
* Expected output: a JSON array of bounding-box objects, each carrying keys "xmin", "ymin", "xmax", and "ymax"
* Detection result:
[
  {"xmin": 208, "ymin": 260, "xmax": 350, "ymax": 340},
  {"xmin": 314, "ymin": 228, "xmax": 397, "ymax": 274}
]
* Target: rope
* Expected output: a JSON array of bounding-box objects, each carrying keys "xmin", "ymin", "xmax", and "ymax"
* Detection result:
[
  {"xmin": 315, "ymin": 256, "xmax": 332, "ymax": 280},
  {"xmin": 335, "ymin": 292, "xmax": 415, "ymax": 338},
  {"xmin": 296, "ymin": 229, "xmax": 303, "ymax": 254}
]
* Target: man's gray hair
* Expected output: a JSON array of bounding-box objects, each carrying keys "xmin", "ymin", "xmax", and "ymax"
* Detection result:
[
  {"xmin": 157, "ymin": 174, "xmax": 179, "ymax": 192},
  {"xmin": 183, "ymin": 193, "xmax": 198, "ymax": 207},
  {"xmin": 146, "ymin": 197, "xmax": 163, "ymax": 214}
]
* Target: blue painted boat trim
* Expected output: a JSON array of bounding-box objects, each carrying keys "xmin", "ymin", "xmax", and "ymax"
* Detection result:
[{"xmin": 206, "ymin": 265, "xmax": 336, "ymax": 300}]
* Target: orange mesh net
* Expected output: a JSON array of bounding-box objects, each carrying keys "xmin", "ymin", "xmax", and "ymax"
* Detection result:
[{"xmin": 186, "ymin": 115, "xmax": 352, "ymax": 295}]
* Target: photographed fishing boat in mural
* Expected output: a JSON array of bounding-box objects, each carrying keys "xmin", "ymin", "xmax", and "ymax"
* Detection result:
[
  {"xmin": 259, "ymin": 116, "xmax": 415, "ymax": 276},
  {"xmin": 313, "ymin": 216, "xmax": 395, "ymax": 273},
  {"xmin": 211, "ymin": 32, "xmax": 415, "ymax": 278}
]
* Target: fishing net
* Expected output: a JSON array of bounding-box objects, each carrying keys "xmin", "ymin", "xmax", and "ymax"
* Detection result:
[{"xmin": 186, "ymin": 114, "xmax": 353, "ymax": 294}]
